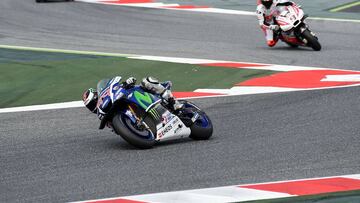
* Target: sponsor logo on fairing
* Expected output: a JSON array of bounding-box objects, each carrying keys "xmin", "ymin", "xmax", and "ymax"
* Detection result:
[
  {"xmin": 157, "ymin": 124, "xmax": 173, "ymax": 138},
  {"xmin": 149, "ymin": 108, "xmax": 160, "ymax": 120},
  {"xmin": 172, "ymin": 117, "xmax": 180, "ymax": 125},
  {"xmin": 161, "ymin": 112, "xmax": 174, "ymax": 125},
  {"xmin": 134, "ymin": 91, "xmax": 153, "ymax": 109}
]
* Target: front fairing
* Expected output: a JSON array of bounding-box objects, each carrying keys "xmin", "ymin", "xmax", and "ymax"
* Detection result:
[
  {"xmin": 97, "ymin": 77, "xmax": 122, "ymax": 113},
  {"xmin": 276, "ymin": 5, "xmax": 304, "ymax": 32}
]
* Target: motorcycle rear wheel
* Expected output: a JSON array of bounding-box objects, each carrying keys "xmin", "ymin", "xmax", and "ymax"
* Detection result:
[
  {"xmin": 189, "ymin": 111, "xmax": 213, "ymax": 140},
  {"xmin": 112, "ymin": 113, "xmax": 156, "ymax": 149},
  {"xmin": 178, "ymin": 100, "xmax": 213, "ymax": 140}
]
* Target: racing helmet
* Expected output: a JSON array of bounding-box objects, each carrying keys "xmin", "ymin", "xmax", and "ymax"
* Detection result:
[
  {"xmin": 82, "ymin": 88, "xmax": 98, "ymax": 113},
  {"xmin": 261, "ymin": 0, "xmax": 273, "ymax": 9}
]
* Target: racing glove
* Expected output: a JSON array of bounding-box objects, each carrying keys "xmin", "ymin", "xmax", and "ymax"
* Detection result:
[
  {"xmin": 123, "ymin": 77, "xmax": 136, "ymax": 88},
  {"xmin": 269, "ymin": 25, "xmax": 280, "ymax": 31}
]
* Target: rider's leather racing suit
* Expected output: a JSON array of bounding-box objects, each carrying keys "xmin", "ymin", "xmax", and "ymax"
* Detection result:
[
  {"xmin": 256, "ymin": 0, "xmax": 297, "ymax": 47},
  {"xmin": 96, "ymin": 76, "xmax": 182, "ymax": 120}
]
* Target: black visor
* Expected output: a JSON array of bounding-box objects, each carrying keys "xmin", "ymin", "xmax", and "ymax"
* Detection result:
[
  {"xmin": 262, "ymin": 1, "xmax": 272, "ymax": 9},
  {"xmin": 86, "ymin": 99, "xmax": 97, "ymax": 112}
]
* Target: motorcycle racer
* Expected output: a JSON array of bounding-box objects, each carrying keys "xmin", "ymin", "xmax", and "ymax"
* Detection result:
[
  {"xmin": 256, "ymin": 0, "xmax": 298, "ymax": 47},
  {"xmin": 82, "ymin": 76, "xmax": 183, "ymax": 119}
]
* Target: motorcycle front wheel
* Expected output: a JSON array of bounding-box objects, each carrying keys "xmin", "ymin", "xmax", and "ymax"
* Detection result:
[
  {"xmin": 112, "ymin": 113, "xmax": 156, "ymax": 149},
  {"xmin": 302, "ymin": 29, "xmax": 321, "ymax": 51}
]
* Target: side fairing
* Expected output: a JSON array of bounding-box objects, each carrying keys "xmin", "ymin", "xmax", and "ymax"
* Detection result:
[{"xmin": 126, "ymin": 87, "xmax": 161, "ymax": 110}]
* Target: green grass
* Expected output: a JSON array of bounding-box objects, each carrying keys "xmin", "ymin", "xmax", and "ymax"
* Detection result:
[
  {"xmin": 0, "ymin": 48, "xmax": 275, "ymax": 108},
  {"xmin": 238, "ymin": 190, "xmax": 360, "ymax": 203}
]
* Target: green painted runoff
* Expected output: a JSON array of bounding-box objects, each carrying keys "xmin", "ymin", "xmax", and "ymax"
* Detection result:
[{"xmin": 0, "ymin": 48, "xmax": 275, "ymax": 108}]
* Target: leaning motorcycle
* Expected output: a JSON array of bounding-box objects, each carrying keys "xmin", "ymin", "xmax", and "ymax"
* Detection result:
[
  {"xmin": 96, "ymin": 78, "xmax": 213, "ymax": 149},
  {"xmin": 275, "ymin": 4, "xmax": 321, "ymax": 51}
]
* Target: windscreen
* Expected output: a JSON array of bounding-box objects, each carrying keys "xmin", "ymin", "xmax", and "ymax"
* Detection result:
[{"xmin": 96, "ymin": 79, "xmax": 111, "ymax": 94}]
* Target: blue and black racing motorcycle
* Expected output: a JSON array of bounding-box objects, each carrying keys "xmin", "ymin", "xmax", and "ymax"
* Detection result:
[{"xmin": 96, "ymin": 77, "xmax": 213, "ymax": 149}]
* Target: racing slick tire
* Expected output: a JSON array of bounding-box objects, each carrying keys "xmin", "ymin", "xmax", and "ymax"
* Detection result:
[
  {"xmin": 189, "ymin": 111, "xmax": 213, "ymax": 140},
  {"xmin": 178, "ymin": 100, "xmax": 213, "ymax": 140},
  {"xmin": 303, "ymin": 29, "xmax": 321, "ymax": 51},
  {"xmin": 112, "ymin": 113, "xmax": 156, "ymax": 149}
]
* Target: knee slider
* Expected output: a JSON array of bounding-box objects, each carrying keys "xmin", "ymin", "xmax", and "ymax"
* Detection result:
[{"xmin": 267, "ymin": 40, "xmax": 277, "ymax": 47}]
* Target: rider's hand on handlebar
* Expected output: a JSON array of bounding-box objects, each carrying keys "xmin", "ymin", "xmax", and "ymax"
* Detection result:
[
  {"xmin": 124, "ymin": 77, "xmax": 136, "ymax": 88},
  {"xmin": 126, "ymin": 77, "xmax": 136, "ymax": 85},
  {"xmin": 127, "ymin": 77, "xmax": 136, "ymax": 84},
  {"xmin": 270, "ymin": 25, "xmax": 280, "ymax": 31}
]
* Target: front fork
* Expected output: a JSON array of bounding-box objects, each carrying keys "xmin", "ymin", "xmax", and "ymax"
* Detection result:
[
  {"xmin": 126, "ymin": 104, "xmax": 151, "ymax": 131},
  {"xmin": 296, "ymin": 24, "xmax": 317, "ymax": 44}
]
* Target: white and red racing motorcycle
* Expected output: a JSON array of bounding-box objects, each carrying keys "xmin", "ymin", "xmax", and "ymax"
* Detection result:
[{"xmin": 275, "ymin": 4, "xmax": 321, "ymax": 51}]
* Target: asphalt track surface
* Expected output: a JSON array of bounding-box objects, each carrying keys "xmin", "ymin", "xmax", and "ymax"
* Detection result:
[
  {"xmin": 342, "ymin": 4, "xmax": 360, "ymax": 13},
  {"xmin": 1, "ymin": 1, "xmax": 360, "ymax": 202}
]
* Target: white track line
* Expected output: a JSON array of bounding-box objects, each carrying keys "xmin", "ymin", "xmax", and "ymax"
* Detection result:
[
  {"xmin": 308, "ymin": 17, "xmax": 360, "ymax": 23},
  {"xmin": 128, "ymin": 55, "xmax": 229, "ymax": 64},
  {"xmin": 196, "ymin": 83, "xmax": 360, "ymax": 96},
  {"xmin": 321, "ymin": 74, "xmax": 360, "ymax": 82},
  {"xmin": 168, "ymin": 8, "xmax": 256, "ymax": 16},
  {"xmin": 0, "ymin": 101, "xmax": 84, "ymax": 114},
  {"xmin": 122, "ymin": 187, "xmax": 292, "ymax": 203}
]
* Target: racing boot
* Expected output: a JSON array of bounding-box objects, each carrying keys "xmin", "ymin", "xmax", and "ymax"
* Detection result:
[
  {"xmin": 162, "ymin": 90, "xmax": 184, "ymax": 112},
  {"xmin": 168, "ymin": 97, "xmax": 184, "ymax": 111}
]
